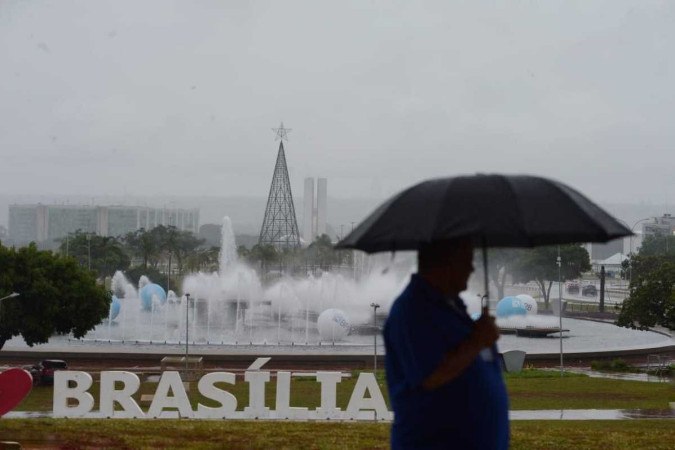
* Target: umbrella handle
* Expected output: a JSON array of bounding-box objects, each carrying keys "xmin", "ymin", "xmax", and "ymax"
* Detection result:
[
  {"xmin": 482, "ymin": 239, "xmax": 489, "ymax": 310},
  {"xmin": 480, "ymin": 294, "xmax": 488, "ymax": 311}
]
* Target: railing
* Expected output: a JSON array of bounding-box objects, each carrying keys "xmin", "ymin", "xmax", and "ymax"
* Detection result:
[{"xmin": 563, "ymin": 301, "xmax": 621, "ymax": 314}]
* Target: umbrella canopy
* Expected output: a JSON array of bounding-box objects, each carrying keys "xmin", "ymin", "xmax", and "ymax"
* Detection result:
[{"xmin": 336, "ymin": 174, "xmax": 631, "ymax": 253}]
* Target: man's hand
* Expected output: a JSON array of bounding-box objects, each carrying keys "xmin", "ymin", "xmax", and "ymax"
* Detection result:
[
  {"xmin": 422, "ymin": 306, "xmax": 500, "ymax": 390},
  {"xmin": 470, "ymin": 307, "xmax": 500, "ymax": 348}
]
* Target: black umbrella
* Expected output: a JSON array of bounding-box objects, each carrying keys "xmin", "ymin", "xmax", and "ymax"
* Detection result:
[
  {"xmin": 335, "ymin": 174, "xmax": 631, "ymax": 301},
  {"xmin": 336, "ymin": 174, "xmax": 630, "ymax": 251}
]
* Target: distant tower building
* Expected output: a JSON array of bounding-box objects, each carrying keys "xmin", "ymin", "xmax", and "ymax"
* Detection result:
[
  {"xmin": 302, "ymin": 177, "xmax": 328, "ymax": 244},
  {"xmin": 317, "ymin": 178, "xmax": 327, "ymax": 236},
  {"xmin": 258, "ymin": 123, "xmax": 301, "ymax": 249},
  {"xmin": 303, "ymin": 178, "xmax": 315, "ymax": 244}
]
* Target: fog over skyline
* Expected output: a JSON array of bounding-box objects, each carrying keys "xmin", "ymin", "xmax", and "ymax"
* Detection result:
[{"xmin": 1, "ymin": 1, "xmax": 674, "ymax": 209}]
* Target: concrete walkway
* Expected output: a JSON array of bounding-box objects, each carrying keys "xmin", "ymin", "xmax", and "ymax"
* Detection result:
[
  {"xmin": 510, "ymin": 408, "xmax": 675, "ymax": 420},
  {"xmin": 5, "ymin": 408, "xmax": 675, "ymax": 421}
]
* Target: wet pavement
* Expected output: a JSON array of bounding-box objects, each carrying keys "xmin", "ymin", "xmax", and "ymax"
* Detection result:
[
  {"xmin": 3, "ymin": 317, "xmax": 672, "ymax": 356},
  {"xmin": 5, "ymin": 408, "xmax": 675, "ymax": 421}
]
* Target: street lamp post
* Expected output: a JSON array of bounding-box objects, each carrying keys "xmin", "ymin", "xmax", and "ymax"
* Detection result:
[
  {"xmin": 557, "ymin": 247, "xmax": 563, "ymax": 377},
  {"xmin": 86, "ymin": 234, "xmax": 92, "ymax": 271},
  {"xmin": 350, "ymin": 222, "xmax": 357, "ymax": 279},
  {"xmin": 0, "ymin": 292, "xmax": 20, "ymax": 326},
  {"xmin": 185, "ymin": 293, "xmax": 190, "ymax": 377},
  {"xmin": 370, "ymin": 302, "xmax": 380, "ymax": 372}
]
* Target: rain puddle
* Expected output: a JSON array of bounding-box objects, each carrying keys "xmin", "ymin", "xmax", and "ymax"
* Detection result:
[{"xmin": 562, "ymin": 368, "xmax": 673, "ymax": 383}]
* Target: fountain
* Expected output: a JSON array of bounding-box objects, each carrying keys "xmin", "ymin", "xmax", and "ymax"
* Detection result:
[{"xmin": 83, "ymin": 216, "xmax": 410, "ymax": 347}]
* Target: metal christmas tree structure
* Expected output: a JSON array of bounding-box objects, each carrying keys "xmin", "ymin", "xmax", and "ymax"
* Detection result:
[{"xmin": 258, "ymin": 123, "xmax": 301, "ymax": 249}]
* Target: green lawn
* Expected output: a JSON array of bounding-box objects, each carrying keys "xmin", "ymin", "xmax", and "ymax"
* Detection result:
[
  {"xmin": 507, "ymin": 374, "xmax": 674, "ymax": 410},
  {"xmin": 1, "ymin": 419, "xmax": 674, "ymax": 449}
]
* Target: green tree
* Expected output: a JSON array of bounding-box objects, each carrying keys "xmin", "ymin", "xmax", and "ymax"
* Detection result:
[
  {"xmin": 617, "ymin": 260, "xmax": 675, "ymax": 330},
  {"xmin": 636, "ymin": 234, "xmax": 675, "ymax": 257},
  {"xmin": 236, "ymin": 245, "xmax": 250, "ymax": 260},
  {"xmin": 58, "ymin": 231, "xmax": 130, "ymax": 277},
  {"xmin": 512, "ymin": 244, "xmax": 591, "ymax": 310},
  {"xmin": 123, "ymin": 226, "xmax": 203, "ymax": 275},
  {"xmin": 308, "ymin": 234, "xmax": 342, "ymax": 271},
  {"xmin": 185, "ymin": 246, "xmax": 220, "ymax": 273},
  {"xmin": 160, "ymin": 226, "xmax": 204, "ymax": 275},
  {"xmin": 123, "ymin": 228, "xmax": 160, "ymax": 269},
  {"xmin": 0, "ymin": 243, "xmax": 111, "ymax": 350},
  {"xmin": 248, "ymin": 244, "xmax": 280, "ymax": 269},
  {"xmin": 486, "ymin": 248, "xmax": 522, "ymax": 300}
]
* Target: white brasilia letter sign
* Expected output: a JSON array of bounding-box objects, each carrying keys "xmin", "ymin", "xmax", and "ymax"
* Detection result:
[{"xmin": 53, "ymin": 357, "xmax": 393, "ymax": 421}]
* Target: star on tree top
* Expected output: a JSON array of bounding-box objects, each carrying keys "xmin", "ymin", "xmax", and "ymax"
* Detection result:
[{"xmin": 272, "ymin": 122, "xmax": 291, "ymax": 141}]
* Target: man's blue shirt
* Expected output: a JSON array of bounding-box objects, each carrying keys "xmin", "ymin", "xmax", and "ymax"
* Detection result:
[{"xmin": 384, "ymin": 274, "xmax": 509, "ymax": 449}]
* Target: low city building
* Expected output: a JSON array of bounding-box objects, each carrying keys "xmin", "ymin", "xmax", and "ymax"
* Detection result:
[{"xmin": 8, "ymin": 204, "xmax": 199, "ymax": 247}]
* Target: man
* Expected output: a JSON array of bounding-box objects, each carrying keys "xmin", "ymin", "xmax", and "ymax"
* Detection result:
[{"xmin": 384, "ymin": 239, "xmax": 508, "ymax": 449}]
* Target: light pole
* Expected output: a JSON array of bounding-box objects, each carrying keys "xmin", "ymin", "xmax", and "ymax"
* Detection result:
[
  {"xmin": 370, "ymin": 302, "xmax": 380, "ymax": 371},
  {"xmin": 86, "ymin": 234, "xmax": 92, "ymax": 271},
  {"xmin": 185, "ymin": 293, "xmax": 190, "ymax": 376},
  {"xmin": 557, "ymin": 247, "xmax": 563, "ymax": 377},
  {"xmin": 350, "ymin": 222, "xmax": 357, "ymax": 279},
  {"xmin": 0, "ymin": 292, "xmax": 20, "ymax": 325},
  {"xmin": 167, "ymin": 253, "xmax": 171, "ymax": 293}
]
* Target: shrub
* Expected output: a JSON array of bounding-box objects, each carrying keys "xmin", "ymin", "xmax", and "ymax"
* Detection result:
[{"xmin": 590, "ymin": 359, "xmax": 632, "ymax": 372}]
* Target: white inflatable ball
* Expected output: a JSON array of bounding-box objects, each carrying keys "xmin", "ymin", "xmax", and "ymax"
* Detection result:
[
  {"xmin": 516, "ymin": 294, "xmax": 538, "ymax": 315},
  {"xmin": 317, "ymin": 309, "xmax": 351, "ymax": 341}
]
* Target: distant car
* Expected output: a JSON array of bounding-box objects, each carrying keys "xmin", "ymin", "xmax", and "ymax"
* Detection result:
[
  {"xmin": 566, "ymin": 282, "xmax": 580, "ymax": 295},
  {"xmin": 21, "ymin": 365, "xmax": 39, "ymax": 386},
  {"xmin": 582, "ymin": 285, "xmax": 598, "ymax": 297},
  {"xmin": 28, "ymin": 359, "xmax": 68, "ymax": 386}
]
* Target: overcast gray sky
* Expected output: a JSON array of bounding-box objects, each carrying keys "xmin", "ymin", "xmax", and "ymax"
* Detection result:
[{"xmin": 1, "ymin": 0, "xmax": 674, "ymax": 205}]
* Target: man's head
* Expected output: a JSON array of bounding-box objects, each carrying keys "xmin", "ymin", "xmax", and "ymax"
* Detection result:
[{"xmin": 418, "ymin": 238, "xmax": 474, "ymax": 296}]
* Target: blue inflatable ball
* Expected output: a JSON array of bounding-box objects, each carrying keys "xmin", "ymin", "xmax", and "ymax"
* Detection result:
[
  {"xmin": 496, "ymin": 296, "xmax": 528, "ymax": 318},
  {"xmin": 109, "ymin": 295, "xmax": 121, "ymax": 321},
  {"xmin": 139, "ymin": 283, "xmax": 167, "ymax": 311}
]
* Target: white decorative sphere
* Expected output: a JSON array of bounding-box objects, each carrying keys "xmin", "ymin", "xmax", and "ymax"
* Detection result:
[
  {"xmin": 516, "ymin": 294, "xmax": 538, "ymax": 315},
  {"xmin": 317, "ymin": 309, "xmax": 351, "ymax": 341}
]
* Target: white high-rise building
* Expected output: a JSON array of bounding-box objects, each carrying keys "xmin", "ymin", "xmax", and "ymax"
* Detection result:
[
  {"xmin": 317, "ymin": 178, "xmax": 327, "ymax": 236},
  {"xmin": 302, "ymin": 177, "xmax": 328, "ymax": 244}
]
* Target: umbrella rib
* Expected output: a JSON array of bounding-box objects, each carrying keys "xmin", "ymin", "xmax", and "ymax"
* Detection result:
[
  {"xmin": 552, "ymin": 182, "xmax": 607, "ymax": 243},
  {"xmin": 431, "ymin": 178, "xmax": 455, "ymax": 244},
  {"xmin": 503, "ymin": 176, "xmax": 531, "ymax": 247}
]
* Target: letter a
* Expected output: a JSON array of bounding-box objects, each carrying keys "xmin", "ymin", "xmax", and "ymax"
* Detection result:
[{"xmin": 346, "ymin": 373, "xmax": 390, "ymax": 420}]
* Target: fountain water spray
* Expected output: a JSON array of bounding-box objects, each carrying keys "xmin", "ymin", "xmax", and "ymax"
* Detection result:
[{"xmin": 88, "ymin": 216, "xmax": 410, "ymax": 346}]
